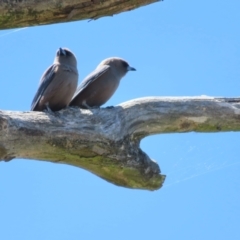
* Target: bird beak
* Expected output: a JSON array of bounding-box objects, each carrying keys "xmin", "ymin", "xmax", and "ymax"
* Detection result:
[
  {"xmin": 127, "ymin": 66, "xmax": 136, "ymax": 71},
  {"xmin": 59, "ymin": 48, "xmax": 66, "ymax": 56}
]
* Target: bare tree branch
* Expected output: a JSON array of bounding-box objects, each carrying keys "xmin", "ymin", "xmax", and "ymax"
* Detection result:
[
  {"xmin": 1, "ymin": 96, "xmax": 240, "ymax": 190},
  {"xmin": 0, "ymin": 0, "xmax": 161, "ymax": 30}
]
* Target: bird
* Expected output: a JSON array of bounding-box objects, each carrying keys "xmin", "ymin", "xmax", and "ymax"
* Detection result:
[
  {"xmin": 69, "ymin": 57, "xmax": 136, "ymax": 109},
  {"xmin": 31, "ymin": 47, "xmax": 78, "ymax": 112}
]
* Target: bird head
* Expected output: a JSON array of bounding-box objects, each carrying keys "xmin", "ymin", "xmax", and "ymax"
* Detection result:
[
  {"xmin": 54, "ymin": 48, "xmax": 77, "ymax": 67},
  {"xmin": 98, "ymin": 57, "xmax": 136, "ymax": 79}
]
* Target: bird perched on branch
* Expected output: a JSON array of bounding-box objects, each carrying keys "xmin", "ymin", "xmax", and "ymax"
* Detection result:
[
  {"xmin": 31, "ymin": 48, "xmax": 78, "ymax": 112},
  {"xmin": 69, "ymin": 57, "xmax": 136, "ymax": 109}
]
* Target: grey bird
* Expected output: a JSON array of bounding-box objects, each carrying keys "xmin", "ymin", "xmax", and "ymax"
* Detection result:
[
  {"xmin": 31, "ymin": 48, "xmax": 78, "ymax": 112},
  {"xmin": 69, "ymin": 57, "xmax": 136, "ymax": 109}
]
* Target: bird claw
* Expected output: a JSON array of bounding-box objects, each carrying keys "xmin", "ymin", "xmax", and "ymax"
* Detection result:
[
  {"xmin": 82, "ymin": 102, "xmax": 99, "ymax": 110},
  {"xmin": 43, "ymin": 104, "xmax": 60, "ymax": 116},
  {"xmin": 46, "ymin": 104, "xmax": 53, "ymax": 113},
  {"xmin": 105, "ymin": 106, "xmax": 114, "ymax": 109}
]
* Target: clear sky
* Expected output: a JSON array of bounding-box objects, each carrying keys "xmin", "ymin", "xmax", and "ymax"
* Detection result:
[{"xmin": 0, "ymin": 0, "xmax": 240, "ymax": 239}]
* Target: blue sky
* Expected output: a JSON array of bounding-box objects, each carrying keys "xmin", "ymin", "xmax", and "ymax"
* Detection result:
[{"xmin": 1, "ymin": 0, "xmax": 240, "ymax": 239}]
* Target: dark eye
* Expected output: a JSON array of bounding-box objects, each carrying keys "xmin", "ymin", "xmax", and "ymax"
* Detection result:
[
  {"xmin": 56, "ymin": 49, "xmax": 61, "ymax": 56},
  {"xmin": 65, "ymin": 50, "xmax": 72, "ymax": 56},
  {"xmin": 122, "ymin": 61, "xmax": 129, "ymax": 68}
]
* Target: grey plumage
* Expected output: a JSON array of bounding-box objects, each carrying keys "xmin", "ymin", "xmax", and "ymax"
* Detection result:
[
  {"xmin": 31, "ymin": 48, "xmax": 78, "ymax": 112},
  {"xmin": 70, "ymin": 57, "xmax": 136, "ymax": 109}
]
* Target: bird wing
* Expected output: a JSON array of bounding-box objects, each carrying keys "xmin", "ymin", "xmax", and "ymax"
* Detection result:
[
  {"xmin": 30, "ymin": 64, "xmax": 57, "ymax": 111},
  {"xmin": 72, "ymin": 65, "xmax": 110, "ymax": 99}
]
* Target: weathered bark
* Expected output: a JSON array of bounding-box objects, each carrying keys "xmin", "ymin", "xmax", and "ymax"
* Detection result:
[
  {"xmin": 0, "ymin": 0, "xmax": 161, "ymax": 30},
  {"xmin": 1, "ymin": 96, "xmax": 240, "ymax": 190}
]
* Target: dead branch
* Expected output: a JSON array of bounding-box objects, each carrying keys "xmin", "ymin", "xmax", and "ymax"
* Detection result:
[
  {"xmin": 1, "ymin": 96, "xmax": 240, "ymax": 190},
  {"xmin": 0, "ymin": 0, "xmax": 161, "ymax": 30}
]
